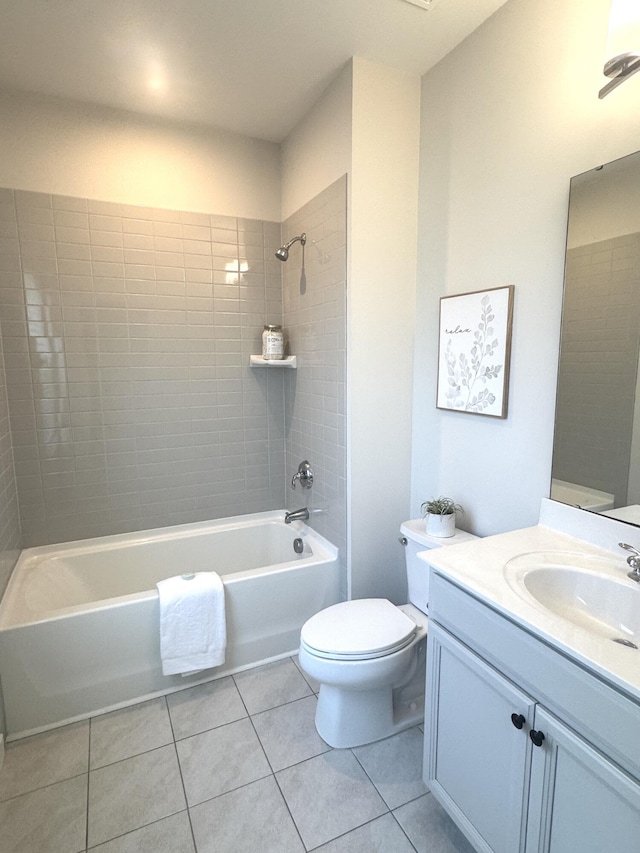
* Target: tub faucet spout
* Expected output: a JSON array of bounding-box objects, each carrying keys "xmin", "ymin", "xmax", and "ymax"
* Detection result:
[{"xmin": 285, "ymin": 507, "xmax": 309, "ymax": 524}]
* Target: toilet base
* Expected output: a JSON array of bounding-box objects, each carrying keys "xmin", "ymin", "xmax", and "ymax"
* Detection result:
[
  {"xmin": 299, "ymin": 605, "xmax": 428, "ymax": 748},
  {"xmin": 315, "ymin": 680, "xmax": 425, "ymax": 748}
]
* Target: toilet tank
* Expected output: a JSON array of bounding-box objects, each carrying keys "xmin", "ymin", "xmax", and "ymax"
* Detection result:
[{"xmin": 400, "ymin": 519, "xmax": 478, "ymax": 614}]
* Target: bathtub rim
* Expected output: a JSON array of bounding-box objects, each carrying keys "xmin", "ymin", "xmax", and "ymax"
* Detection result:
[
  {"xmin": 0, "ymin": 509, "xmax": 338, "ymax": 631},
  {"xmin": 7, "ymin": 508, "xmax": 330, "ymax": 563}
]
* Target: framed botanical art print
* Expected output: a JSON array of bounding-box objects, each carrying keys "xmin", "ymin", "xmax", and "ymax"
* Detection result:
[{"xmin": 436, "ymin": 285, "xmax": 514, "ymax": 418}]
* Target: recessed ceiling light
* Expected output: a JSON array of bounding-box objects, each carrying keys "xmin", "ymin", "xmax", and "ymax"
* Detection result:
[
  {"xmin": 147, "ymin": 59, "xmax": 166, "ymax": 95},
  {"xmin": 400, "ymin": 0, "xmax": 442, "ymax": 10}
]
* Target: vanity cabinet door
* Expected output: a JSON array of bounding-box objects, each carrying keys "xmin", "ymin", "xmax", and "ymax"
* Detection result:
[
  {"xmin": 525, "ymin": 706, "xmax": 640, "ymax": 853},
  {"xmin": 424, "ymin": 623, "xmax": 535, "ymax": 853}
]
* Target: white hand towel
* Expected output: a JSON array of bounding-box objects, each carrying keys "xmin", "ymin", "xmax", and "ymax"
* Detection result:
[{"xmin": 157, "ymin": 572, "xmax": 226, "ymax": 676}]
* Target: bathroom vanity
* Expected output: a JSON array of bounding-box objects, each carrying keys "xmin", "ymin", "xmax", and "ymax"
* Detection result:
[{"xmin": 421, "ymin": 501, "xmax": 640, "ymax": 853}]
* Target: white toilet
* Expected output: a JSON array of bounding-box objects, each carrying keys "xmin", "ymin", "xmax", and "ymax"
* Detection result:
[{"xmin": 298, "ymin": 519, "xmax": 477, "ymax": 748}]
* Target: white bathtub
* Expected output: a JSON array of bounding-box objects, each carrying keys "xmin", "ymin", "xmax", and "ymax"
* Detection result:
[
  {"xmin": 550, "ymin": 478, "xmax": 615, "ymax": 512},
  {"xmin": 0, "ymin": 511, "xmax": 341, "ymax": 738}
]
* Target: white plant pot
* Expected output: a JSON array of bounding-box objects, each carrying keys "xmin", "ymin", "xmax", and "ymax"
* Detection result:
[{"xmin": 425, "ymin": 512, "xmax": 456, "ymax": 538}]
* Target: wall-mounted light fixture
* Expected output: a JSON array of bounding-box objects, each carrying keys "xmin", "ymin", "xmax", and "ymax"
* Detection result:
[{"xmin": 599, "ymin": 0, "xmax": 640, "ymax": 98}]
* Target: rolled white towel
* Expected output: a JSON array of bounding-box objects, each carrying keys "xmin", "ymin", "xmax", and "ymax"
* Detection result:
[{"xmin": 157, "ymin": 572, "xmax": 226, "ymax": 676}]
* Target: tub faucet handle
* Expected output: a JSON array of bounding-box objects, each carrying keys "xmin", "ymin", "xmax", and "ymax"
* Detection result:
[{"xmin": 292, "ymin": 460, "xmax": 314, "ymax": 490}]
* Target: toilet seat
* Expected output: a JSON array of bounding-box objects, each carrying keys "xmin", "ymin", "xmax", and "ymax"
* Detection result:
[{"xmin": 300, "ymin": 598, "xmax": 417, "ymax": 661}]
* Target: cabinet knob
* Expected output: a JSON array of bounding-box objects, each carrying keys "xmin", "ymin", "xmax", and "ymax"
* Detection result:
[
  {"xmin": 511, "ymin": 713, "xmax": 526, "ymax": 730},
  {"xmin": 529, "ymin": 729, "xmax": 545, "ymax": 747}
]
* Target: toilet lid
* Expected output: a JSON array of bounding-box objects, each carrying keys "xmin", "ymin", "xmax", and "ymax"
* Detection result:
[{"xmin": 300, "ymin": 598, "xmax": 417, "ymax": 660}]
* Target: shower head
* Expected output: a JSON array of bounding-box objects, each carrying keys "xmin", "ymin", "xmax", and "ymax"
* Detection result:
[{"xmin": 275, "ymin": 232, "xmax": 306, "ymax": 261}]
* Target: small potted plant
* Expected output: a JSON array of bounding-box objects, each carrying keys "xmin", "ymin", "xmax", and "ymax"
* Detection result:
[{"xmin": 420, "ymin": 496, "xmax": 463, "ymax": 538}]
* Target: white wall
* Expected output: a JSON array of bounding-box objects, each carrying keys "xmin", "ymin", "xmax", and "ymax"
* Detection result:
[
  {"xmin": 412, "ymin": 0, "xmax": 640, "ymax": 536},
  {"xmin": 349, "ymin": 58, "xmax": 421, "ymax": 602},
  {"xmin": 282, "ymin": 58, "xmax": 421, "ymax": 603},
  {"xmin": 0, "ymin": 89, "xmax": 280, "ymax": 219},
  {"xmin": 280, "ymin": 64, "xmax": 352, "ymax": 220}
]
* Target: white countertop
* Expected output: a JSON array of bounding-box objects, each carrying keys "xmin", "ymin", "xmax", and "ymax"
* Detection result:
[{"xmin": 419, "ymin": 522, "xmax": 640, "ymax": 704}]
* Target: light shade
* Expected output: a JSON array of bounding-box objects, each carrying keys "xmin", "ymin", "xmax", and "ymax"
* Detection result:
[
  {"xmin": 400, "ymin": 0, "xmax": 442, "ymax": 9},
  {"xmin": 599, "ymin": 0, "xmax": 640, "ymax": 98}
]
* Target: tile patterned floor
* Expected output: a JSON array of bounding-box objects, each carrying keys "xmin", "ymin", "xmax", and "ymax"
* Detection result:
[{"xmin": 0, "ymin": 656, "xmax": 475, "ymax": 853}]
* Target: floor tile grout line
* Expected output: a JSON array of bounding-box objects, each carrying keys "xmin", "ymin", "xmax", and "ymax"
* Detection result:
[
  {"xmin": 0, "ymin": 768, "xmax": 89, "ymax": 805},
  {"xmin": 304, "ymin": 811, "xmax": 398, "ymax": 853},
  {"xmin": 237, "ymin": 691, "xmax": 315, "ymax": 716},
  {"xmin": 163, "ymin": 694, "xmax": 199, "ymax": 852},
  {"xmin": 395, "ymin": 789, "xmax": 433, "ymax": 810},
  {"xmin": 173, "ymin": 707, "xmax": 252, "ymax": 748},
  {"xmin": 230, "ymin": 670, "xmax": 251, "ymax": 718},
  {"xmin": 165, "ymin": 673, "xmax": 251, "ymax": 742},
  {"xmin": 170, "ymin": 739, "xmax": 199, "ymax": 853},
  {"xmin": 84, "ymin": 806, "xmax": 192, "ymax": 852},
  {"xmin": 351, "ymin": 726, "xmax": 429, "ymax": 802},
  {"xmin": 86, "ymin": 739, "xmax": 176, "ymax": 773},
  {"xmin": 390, "ymin": 805, "xmax": 422, "ymax": 853},
  {"xmin": 230, "ymin": 656, "xmax": 315, "ymax": 716},
  {"xmin": 270, "ymin": 762, "xmax": 310, "ymax": 852},
  {"xmin": 250, "ymin": 687, "xmax": 316, "ymax": 718},
  {"xmin": 350, "ymin": 744, "xmax": 397, "ymax": 811},
  {"xmin": 164, "ymin": 693, "xmax": 177, "ymax": 743},
  {"xmin": 186, "ymin": 769, "xmax": 273, "ymax": 810},
  {"xmin": 245, "ymin": 702, "xmax": 278, "ymax": 777}
]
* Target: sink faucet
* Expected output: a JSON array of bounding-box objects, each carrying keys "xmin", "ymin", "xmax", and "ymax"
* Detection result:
[
  {"xmin": 285, "ymin": 507, "xmax": 309, "ymax": 524},
  {"xmin": 618, "ymin": 542, "xmax": 640, "ymax": 582}
]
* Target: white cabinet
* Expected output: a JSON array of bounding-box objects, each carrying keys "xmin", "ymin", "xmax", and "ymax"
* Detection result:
[
  {"xmin": 527, "ymin": 707, "xmax": 640, "ymax": 853},
  {"xmin": 426, "ymin": 625, "xmax": 533, "ymax": 853},
  {"xmin": 424, "ymin": 573, "xmax": 640, "ymax": 853}
]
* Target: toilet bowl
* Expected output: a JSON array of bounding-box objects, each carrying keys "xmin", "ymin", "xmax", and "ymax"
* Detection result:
[
  {"xmin": 298, "ymin": 519, "xmax": 477, "ymax": 748},
  {"xmin": 300, "ymin": 599, "xmax": 427, "ymax": 747}
]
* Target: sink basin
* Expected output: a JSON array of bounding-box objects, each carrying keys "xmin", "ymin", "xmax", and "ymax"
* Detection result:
[{"xmin": 504, "ymin": 552, "xmax": 640, "ymax": 645}]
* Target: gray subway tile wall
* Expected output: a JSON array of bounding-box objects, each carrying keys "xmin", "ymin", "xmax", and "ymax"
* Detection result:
[
  {"xmin": 0, "ymin": 183, "xmax": 347, "ymax": 556},
  {"xmin": 0, "ymin": 188, "xmax": 21, "ymax": 600},
  {"xmin": 553, "ymin": 233, "xmax": 640, "ymax": 504},
  {"xmin": 283, "ymin": 177, "xmax": 347, "ymax": 563}
]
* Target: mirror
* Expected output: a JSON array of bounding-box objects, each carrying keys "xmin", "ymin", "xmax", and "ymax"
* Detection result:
[{"xmin": 551, "ymin": 149, "xmax": 640, "ymax": 527}]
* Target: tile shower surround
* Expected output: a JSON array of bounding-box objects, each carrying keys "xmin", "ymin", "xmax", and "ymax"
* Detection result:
[
  {"xmin": 0, "ymin": 183, "xmax": 346, "ymax": 551},
  {"xmin": 282, "ymin": 178, "xmax": 347, "ymax": 558},
  {"xmin": 0, "ymin": 656, "xmax": 475, "ymax": 853},
  {"xmin": 0, "ymin": 327, "xmax": 20, "ymax": 572}
]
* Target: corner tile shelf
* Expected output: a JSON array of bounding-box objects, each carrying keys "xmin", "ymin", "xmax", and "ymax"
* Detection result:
[{"xmin": 250, "ymin": 355, "xmax": 297, "ymax": 368}]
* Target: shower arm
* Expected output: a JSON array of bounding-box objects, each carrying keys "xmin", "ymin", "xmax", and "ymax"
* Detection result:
[{"xmin": 284, "ymin": 232, "xmax": 306, "ymax": 250}]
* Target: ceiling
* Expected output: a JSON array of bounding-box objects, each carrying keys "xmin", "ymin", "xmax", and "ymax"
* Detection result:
[{"xmin": 0, "ymin": 0, "xmax": 508, "ymax": 143}]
